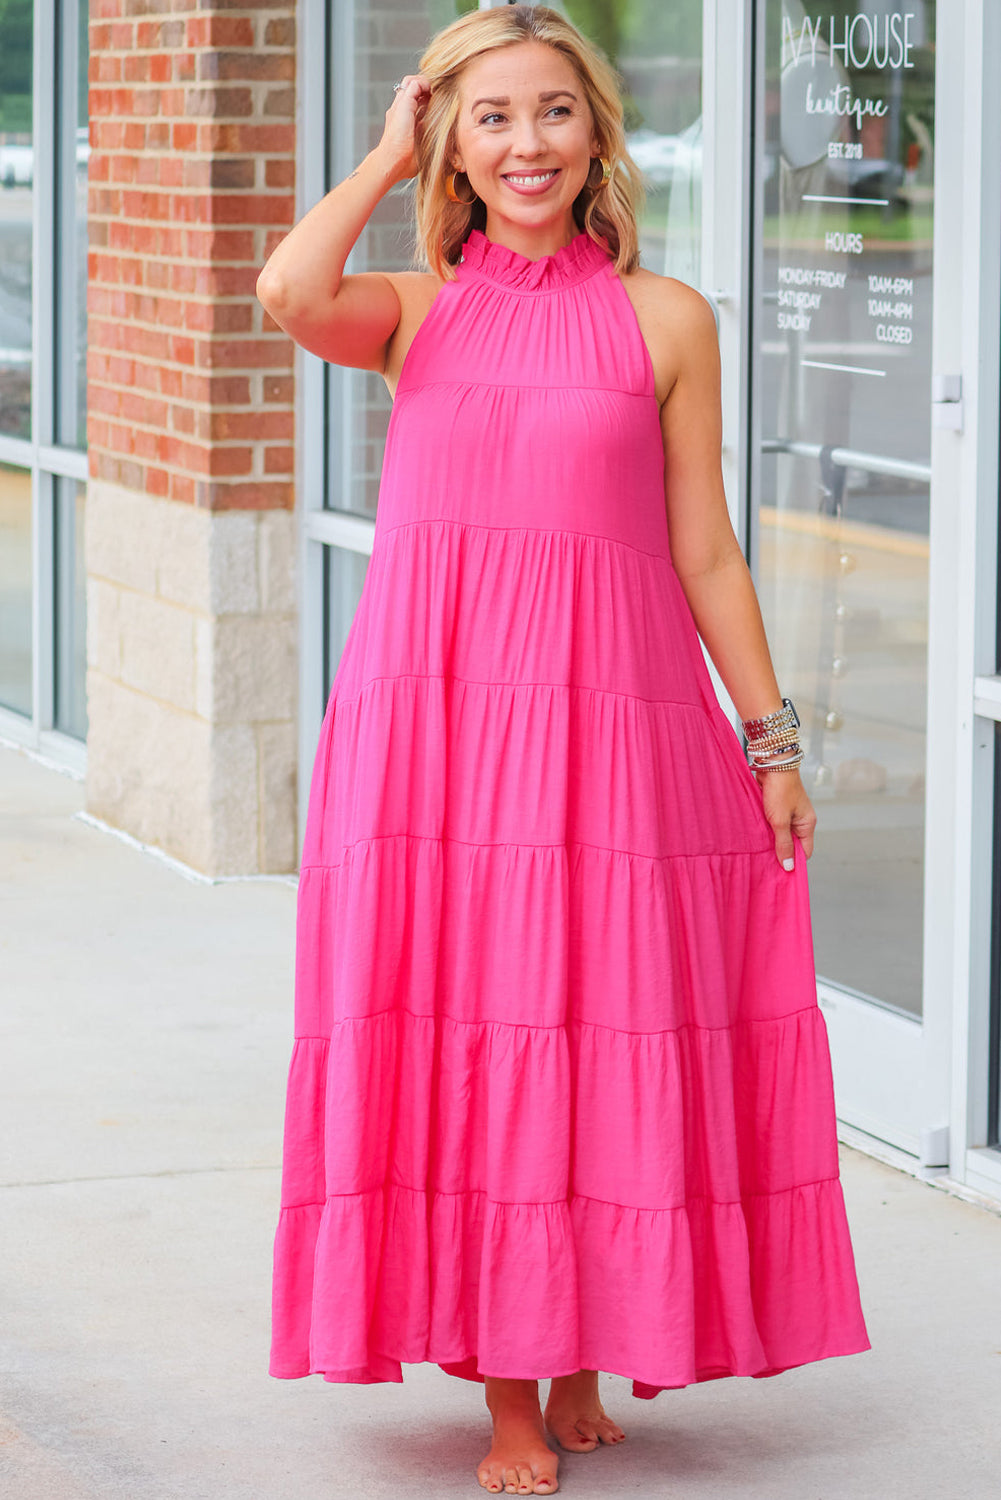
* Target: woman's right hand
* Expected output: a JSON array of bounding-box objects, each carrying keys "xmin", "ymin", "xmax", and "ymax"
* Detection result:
[{"xmin": 379, "ymin": 74, "xmax": 432, "ymax": 182}]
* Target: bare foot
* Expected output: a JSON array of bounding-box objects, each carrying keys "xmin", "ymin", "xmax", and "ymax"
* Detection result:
[
  {"xmin": 543, "ymin": 1368, "xmax": 626, "ymax": 1452},
  {"xmin": 477, "ymin": 1377, "xmax": 560, "ymax": 1495}
]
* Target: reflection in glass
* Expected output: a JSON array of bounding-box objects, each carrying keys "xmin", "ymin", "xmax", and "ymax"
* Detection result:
[
  {"xmin": 606, "ymin": 0, "xmax": 703, "ymax": 283},
  {"xmin": 755, "ymin": 2, "xmax": 936, "ymax": 1015},
  {"xmin": 325, "ymin": 0, "xmax": 447, "ymax": 521},
  {"xmin": 325, "ymin": 0, "xmax": 703, "ymax": 520},
  {"xmin": 77, "ymin": 0, "xmax": 89, "ymax": 442},
  {"xmin": 992, "ymin": 724, "xmax": 1001, "ymax": 1149},
  {"xmin": 0, "ymin": 463, "xmax": 32, "ymax": 715},
  {"xmin": 54, "ymin": 478, "xmax": 87, "ymax": 739},
  {"xmin": 58, "ymin": 0, "xmax": 90, "ymax": 448},
  {"xmin": 323, "ymin": 543, "xmax": 371, "ymax": 703},
  {"xmin": 0, "ymin": 0, "xmax": 33, "ymax": 439}
]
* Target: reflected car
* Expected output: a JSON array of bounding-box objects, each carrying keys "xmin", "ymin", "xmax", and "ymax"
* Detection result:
[
  {"xmin": 0, "ymin": 131, "xmax": 90, "ymax": 187},
  {"xmin": 825, "ymin": 155, "xmax": 906, "ymax": 203},
  {"xmin": 626, "ymin": 126, "xmax": 701, "ymax": 188},
  {"xmin": 0, "ymin": 143, "xmax": 32, "ymax": 188}
]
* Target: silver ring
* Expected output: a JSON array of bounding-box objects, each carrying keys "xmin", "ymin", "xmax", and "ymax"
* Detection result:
[{"xmin": 393, "ymin": 82, "xmax": 404, "ymax": 92}]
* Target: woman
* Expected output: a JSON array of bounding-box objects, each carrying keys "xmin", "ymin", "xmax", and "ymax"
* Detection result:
[{"xmin": 257, "ymin": 7, "xmax": 870, "ymax": 1496}]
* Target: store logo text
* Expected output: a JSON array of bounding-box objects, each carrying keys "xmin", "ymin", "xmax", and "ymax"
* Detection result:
[{"xmin": 784, "ymin": 12, "xmax": 917, "ymax": 71}]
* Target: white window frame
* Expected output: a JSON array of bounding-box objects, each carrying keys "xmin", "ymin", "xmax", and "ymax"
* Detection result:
[
  {"xmin": 944, "ymin": 0, "xmax": 1001, "ymax": 1195},
  {"xmin": 0, "ymin": 0, "xmax": 88, "ymax": 775}
]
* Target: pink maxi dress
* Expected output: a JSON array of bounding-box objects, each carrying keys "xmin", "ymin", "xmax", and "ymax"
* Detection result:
[{"xmin": 269, "ymin": 226, "xmax": 871, "ymax": 1399}]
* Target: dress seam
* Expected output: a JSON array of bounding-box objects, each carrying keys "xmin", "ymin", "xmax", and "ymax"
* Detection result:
[
  {"xmin": 298, "ymin": 830, "xmax": 774, "ymax": 869},
  {"xmin": 291, "ymin": 1002, "xmax": 823, "ymax": 1039},
  {"xmin": 279, "ymin": 1177, "xmax": 843, "ymax": 1213},
  {"xmin": 394, "ymin": 377, "xmax": 655, "ymax": 400},
  {"xmin": 375, "ymin": 515, "xmax": 672, "ymax": 564},
  {"xmin": 330, "ymin": 670, "xmax": 708, "ymax": 714}
]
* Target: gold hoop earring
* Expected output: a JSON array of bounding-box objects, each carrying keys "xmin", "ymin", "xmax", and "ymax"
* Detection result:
[
  {"xmin": 595, "ymin": 155, "xmax": 612, "ymax": 187},
  {"xmin": 445, "ymin": 169, "xmax": 477, "ymax": 205}
]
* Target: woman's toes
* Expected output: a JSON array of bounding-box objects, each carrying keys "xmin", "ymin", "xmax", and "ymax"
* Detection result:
[
  {"xmin": 551, "ymin": 1417, "xmax": 597, "ymax": 1451},
  {"xmin": 544, "ymin": 1405, "xmax": 626, "ymax": 1451},
  {"xmin": 590, "ymin": 1414, "xmax": 624, "ymax": 1443},
  {"xmin": 567, "ymin": 1422, "xmax": 600, "ymax": 1446}
]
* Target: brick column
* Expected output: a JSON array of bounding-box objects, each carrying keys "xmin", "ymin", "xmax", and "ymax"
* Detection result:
[{"xmin": 85, "ymin": 2, "xmax": 299, "ymax": 875}]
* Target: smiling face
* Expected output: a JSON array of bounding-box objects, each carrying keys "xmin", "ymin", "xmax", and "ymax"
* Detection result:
[{"xmin": 450, "ymin": 39, "xmax": 601, "ymax": 250}]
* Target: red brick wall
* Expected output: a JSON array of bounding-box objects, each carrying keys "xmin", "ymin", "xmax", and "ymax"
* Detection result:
[{"xmin": 87, "ymin": 2, "xmax": 297, "ymax": 511}]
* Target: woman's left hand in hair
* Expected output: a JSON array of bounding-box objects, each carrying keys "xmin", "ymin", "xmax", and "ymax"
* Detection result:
[{"xmin": 756, "ymin": 768, "xmax": 817, "ymax": 870}]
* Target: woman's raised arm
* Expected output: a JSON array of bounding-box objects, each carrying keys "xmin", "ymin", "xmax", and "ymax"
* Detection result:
[{"xmin": 256, "ymin": 75, "xmax": 430, "ymax": 370}]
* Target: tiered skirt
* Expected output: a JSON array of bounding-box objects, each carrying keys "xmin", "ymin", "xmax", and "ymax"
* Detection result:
[{"xmin": 269, "ymin": 518, "xmax": 871, "ymax": 1397}]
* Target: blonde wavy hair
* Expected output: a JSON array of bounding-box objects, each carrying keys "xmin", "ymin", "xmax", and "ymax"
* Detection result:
[{"xmin": 412, "ymin": 4, "xmax": 645, "ymax": 279}]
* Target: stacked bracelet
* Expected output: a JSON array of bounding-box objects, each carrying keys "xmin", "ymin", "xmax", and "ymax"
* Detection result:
[
  {"xmin": 746, "ymin": 728, "xmax": 799, "ymax": 754},
  {"xmin": 748, "ymin": 747, "xmax": 804, "ymax": 772},
  {"xmin": 742, "ymin": 697, "xmax": 804, "ymax": 773},
  {"xmin": 742, "ymin": 698, "xmax": 799, "ymax": 742}
]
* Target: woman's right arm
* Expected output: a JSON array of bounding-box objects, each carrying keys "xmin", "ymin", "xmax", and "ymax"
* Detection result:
[{"xmin": 256, "ymin": 75, "xmax": 429, "ymax": 371}]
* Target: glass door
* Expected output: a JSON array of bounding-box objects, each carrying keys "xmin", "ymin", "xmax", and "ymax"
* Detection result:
[{"xmin": 748, "ymin": 1, "xmax": 942, "ymax": 1156}]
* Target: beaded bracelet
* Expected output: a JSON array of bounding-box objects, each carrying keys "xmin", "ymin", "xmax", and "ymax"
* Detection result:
[
  {"xmin": 748, "ymin": 741, "xmax": 802, "ymax": 766},
  {"xmin": 742, "ymin": 696, "xmax": 803, "ymax": 773},
  {"xmin": 742, "ymin": 697, "xmax": 800, "ymax": 743},
  {"xmin": 746, "ymin": 730, "xmax": 801, "ymax": 755},
  {"xmin": 750, "ymin": 749, "xmax": 805, "ymax": 773}
]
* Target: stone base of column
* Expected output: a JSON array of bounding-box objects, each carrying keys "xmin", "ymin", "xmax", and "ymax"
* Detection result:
[{"xmin": 84, "ymin": 481, "xmax": 298, "ymax": 876}]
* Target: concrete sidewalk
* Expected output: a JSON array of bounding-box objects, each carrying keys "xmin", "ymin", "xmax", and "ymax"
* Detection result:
[{"xmin": 1, "ymin": 740, "xmax": 999, "ymax": 1500}]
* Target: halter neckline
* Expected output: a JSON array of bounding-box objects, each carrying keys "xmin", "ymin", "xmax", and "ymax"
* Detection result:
[{"xmin": 458, "ymin": 227, "xmax": 613, "ymax": 294}]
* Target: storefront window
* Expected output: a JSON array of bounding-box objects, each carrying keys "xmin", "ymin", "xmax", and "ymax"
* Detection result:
[
  {"xmin": 55, "ymin": 0, "xmax": 89, "ymax": 450},
  {"xmin": 614, "ymin": 0, "xmax": 702, "ymax": 283},
  {"xmin": 0, "ymin": 0, "xmax": 33, "ymax": 440},
  {"xmin": 753, "ymin": 2, "xmax": 936, "ymax": 1015},
  {"xmin": 0, "ymin": 463, "xmax": 32, "ymax": 715},
  {"xmin": 991, "ymin": 722, "xmax": 1001, "ymax": 1149},
  {"xmin": 53, "ymin": 477, "xmax": 86, "ymax": 738},
  {"xmin": 323, "ymin": 542, "xmax": 370, "ymax": 702},
  {"xmin": 0, "ymin": 0, "xmax": 89, "ymax": 741}
]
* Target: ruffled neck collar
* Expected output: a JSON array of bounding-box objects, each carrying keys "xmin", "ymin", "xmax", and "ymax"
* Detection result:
[{"xmin": 458, "ymin": 227, "xmax": 612, "ymax": 293}]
